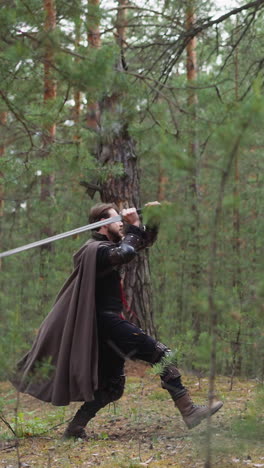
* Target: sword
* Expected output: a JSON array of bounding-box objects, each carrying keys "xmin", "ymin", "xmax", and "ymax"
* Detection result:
[
  {"xmin": 0, "ymin": 215, "xmax": 123, "ymax": 259},
  {"xmin": 0, "ymin": 202, "xmax": 163, "ymax": 259}
]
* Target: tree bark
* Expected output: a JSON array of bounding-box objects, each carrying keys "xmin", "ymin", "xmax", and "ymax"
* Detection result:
[
  {"xmin": 73, "ymin": 12, "xmax": 81, "ymax": 147},
  {"xmin": 232, "ymin": 43, "xmax": 242, "ymax": 297},
  {"xmin": 0, "ymin": 111, "xmax": 7, "ymax": 271},
  {"xmin": 186, "ymin": 1, "xmax": 201, "ymax": 339},
  {"xmin": 41, "ymin": 0, "xmax": 56, "ymax": 215},
  {"xmin": 40, "ymin": 0, "xmax": 56, "ymax": 268},
  {"xmin": 87, "ymin": 0, "xmax": 101, "ymax": 131},
  {"xmin": 205, "ymin": 119, "xmax": 251, "ymax": 468},
  {"xmin": 97, "ymin": 124, "xmax": 156, "ymax": 335},
  {"xmin": 95, "ymin": 0, "xmax": 156, "ymax": 335},
  {"xmin": 83, "ymin": 0, "xmax": 156, "ymax": 335},
  {"xmin": 230, "ymin": 37, "xmax": 242, "ymax": 384}
]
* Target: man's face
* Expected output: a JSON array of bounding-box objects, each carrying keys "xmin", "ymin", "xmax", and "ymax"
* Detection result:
[{"xmin": 105, "ymin": 208, "xmax": 123, "ymax": 242}]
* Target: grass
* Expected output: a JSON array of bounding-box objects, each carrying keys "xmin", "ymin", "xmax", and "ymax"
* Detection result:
[{"xmin": 0, "ymin": 363, "xmax": 263, "ymax": 467}]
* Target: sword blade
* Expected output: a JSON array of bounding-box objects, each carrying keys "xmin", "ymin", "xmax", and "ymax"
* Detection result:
[{"xmin": 0, "ymin": 215, "xmax": 122, "ymax": 258}]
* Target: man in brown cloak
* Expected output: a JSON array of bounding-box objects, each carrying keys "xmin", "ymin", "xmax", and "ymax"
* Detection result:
[{"xmin": 12, "ymin": 202, "xmax": 223, "ymax": 439}]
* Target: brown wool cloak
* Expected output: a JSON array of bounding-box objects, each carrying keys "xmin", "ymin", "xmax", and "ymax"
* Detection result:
[{"xmin": 11, "ymin": 239, "xmax": 103, "ymax": 406}]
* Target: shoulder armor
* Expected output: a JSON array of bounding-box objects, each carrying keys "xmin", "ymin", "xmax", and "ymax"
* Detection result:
[{"xmin": 108, "ymin": 242, "xmax": 136, "ymax": 265}]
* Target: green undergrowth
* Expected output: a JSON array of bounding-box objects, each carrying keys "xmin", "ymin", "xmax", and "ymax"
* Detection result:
[
  {"xmin": 0, "ymin": 370, "xmax": 263, "ymax": 467},
  {"xmin": 229, "ymin": 385, "xmax": 264, "ymax": 443}
]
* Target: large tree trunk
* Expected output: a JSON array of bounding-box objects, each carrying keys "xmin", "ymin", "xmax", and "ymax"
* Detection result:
[
  {"xmin": 98, "ymin": 127, "xmax": 156, "ymax": 335},
  {"xmin": 85, "ymin": 0, "xmax": 156, "ymax": 335}
]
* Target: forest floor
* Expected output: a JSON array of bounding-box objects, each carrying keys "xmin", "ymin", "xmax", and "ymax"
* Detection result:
[{"xmin": 0, "ymin": 362, "xmax": 264, "ymax": 468}]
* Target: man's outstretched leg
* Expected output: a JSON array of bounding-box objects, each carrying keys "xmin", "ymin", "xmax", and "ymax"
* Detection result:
[
  {"xmin": 96, "ymin": 314, "xmax": 223, "ymax": 430},
  {"xmin": 160, "ymin": 361, "xmax": 223, "ymax": 429}
]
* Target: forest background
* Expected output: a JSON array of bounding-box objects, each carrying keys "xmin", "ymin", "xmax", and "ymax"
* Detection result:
[{"xmin": 0, "ymin": 0, "xmax": 264, "ymax": 466}]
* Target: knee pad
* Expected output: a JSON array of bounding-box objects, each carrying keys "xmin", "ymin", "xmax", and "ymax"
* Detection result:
[
  {"xmin": 161, "ymin": 364, "xmax": 182, "ymax": 382},
  {"xmin": 101, "ymin": 375, "xmax": 126, "ymax": 404},
  {"xmin": 109, "ymin": 375, "xmax": 126, "ymax": 402},
  {"xmin": 150, "ymin": 341, "xmax": 171, "ymax": 364}
]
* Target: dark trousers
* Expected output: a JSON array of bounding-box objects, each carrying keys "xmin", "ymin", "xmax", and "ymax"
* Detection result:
[
  {"xmin": 97, "ymin": 311, "xmax": 158, "ymax": 387},
  {"xmin": 66, "ymin": 311, "xmax": 185, "ymax": 434}
]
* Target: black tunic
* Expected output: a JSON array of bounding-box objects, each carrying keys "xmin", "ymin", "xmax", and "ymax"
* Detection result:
[{"xmin": 92, "ymin": 225, "xmax": 159, "ymax": 386}]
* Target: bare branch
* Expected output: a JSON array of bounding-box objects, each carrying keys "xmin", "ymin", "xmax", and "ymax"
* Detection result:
[
  {"xmin": 0, "ymin": 413, "xmax": 17, "ymax": 437},
  {"xmin": 0, "ymin": 90, "xmax": 34, "ymax": 147}
]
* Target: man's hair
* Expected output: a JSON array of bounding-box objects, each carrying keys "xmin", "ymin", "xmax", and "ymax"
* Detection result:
[{"xmin": 89, "ymin": 203, "xmax": 118, "ymax": 230}]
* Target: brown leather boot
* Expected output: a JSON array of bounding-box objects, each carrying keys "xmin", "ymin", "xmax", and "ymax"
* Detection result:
[
  {"xmin": 174, "ymin": 393, "xmax": 223, "ymax": 429},
  {"xmin": 63, "ymin": 424, "xmax": 88, "ymax": 440},
  {"xmin": 63, "ymin": 398, "xmax": 104, "ymax": 440},
  {"xmin": 63, "ymin": 377, "xmax": 126, "ymax": 440}
]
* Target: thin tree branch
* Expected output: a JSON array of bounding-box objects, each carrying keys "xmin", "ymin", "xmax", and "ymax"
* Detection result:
[
  {"xmin": 219, "ymin": 10, "xmax": 257, "ymax": 74},
  {"xmin": 0, "ymin": 414, "xmax": 17, "ymax": 437},
  {"xmin": 0, "ymin": 90, "xmax": 34, "ymax": 147}
]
